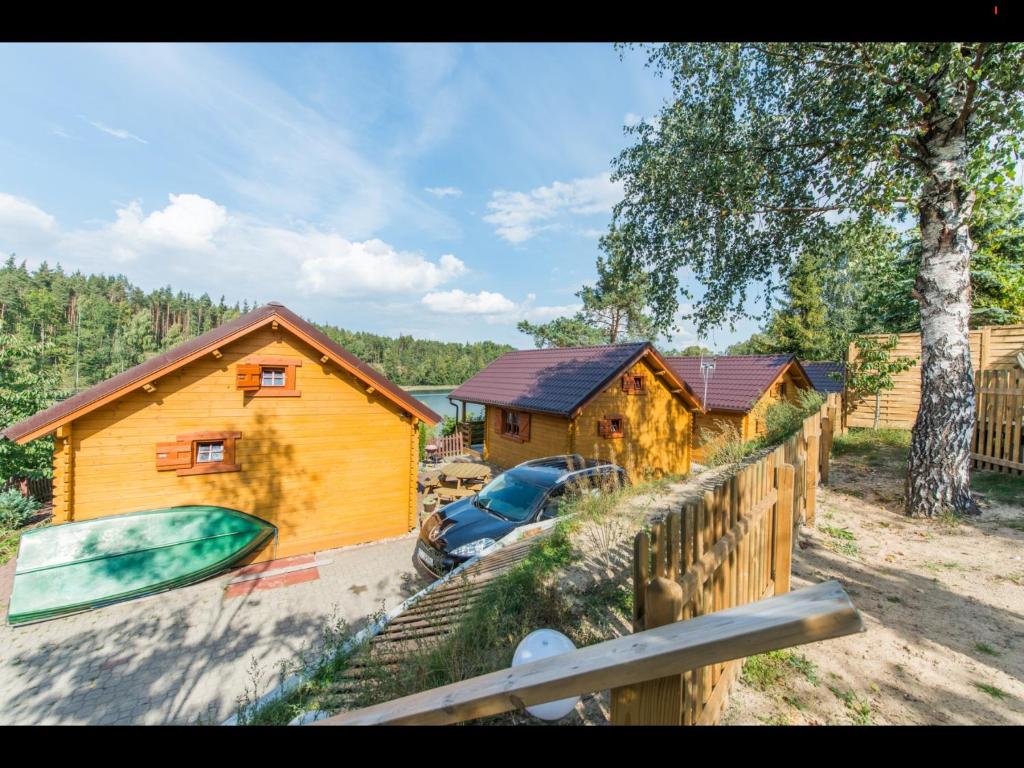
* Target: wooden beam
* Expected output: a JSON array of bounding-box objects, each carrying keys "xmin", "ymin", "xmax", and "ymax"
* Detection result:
[
  {"xmin": 316, "ymin": 580, "xmax": 862, "ymax": 726},
  {"xmin": 212, "ymin": 349, "xmax": 223, "ymax": 359},
  {"xmin": 366, "ymin": 386, "xmax": 376, "ymax": 395},
  {"xmin": 321, "ymin": 355, "xmax": 330, "ymax": 364},
  {"xmin": 142, "ymin": 383, "xmax": 157, "ymax": 393},
  {"xmin": 271, "ymin": 320, "xmax": 279, "ymax": 331}
]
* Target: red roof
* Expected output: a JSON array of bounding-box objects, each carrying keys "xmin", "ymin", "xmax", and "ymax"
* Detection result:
[
  {"xmin": 2, "ymin": 302, "xmax": 440, "ymax": 443},
  {"xmin": 450, "ymin": 342, "xmax": 701, "ymax": 417},
  {"xmin": 667, "ymin": 354, "xmax": 807, "ymax": 412}
]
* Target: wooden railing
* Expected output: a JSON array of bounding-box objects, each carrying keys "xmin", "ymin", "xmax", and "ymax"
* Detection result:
[
  {"xmin": 432, "ymin": 432, "xmax": 465, "ymax": 459},
  {"xmin": 458, "ymin": 419, "xmax": 485, "ymax": 446},
  {"xmin": 973, "ymin": 368, "xmax": 1024, "ymax": 475},
  {"xmin": 612, "ymin": 391, "xmax": 842, "ymax": 725},
  {"xmin": 1, "ymin": 476, "xmax": 53, "ymax": 502},
  {"xmin": 315, "ymin": 580, "xmax": 862, "ymax": 726}
]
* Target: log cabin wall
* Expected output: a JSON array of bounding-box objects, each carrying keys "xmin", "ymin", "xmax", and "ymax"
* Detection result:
[
  {"xmin": 60, "ymin": 324, "xmax": 419, "ymax": 560},
  {"xmin": 574, "ymin": 358, "xmax": 692, "ymax": 480}
]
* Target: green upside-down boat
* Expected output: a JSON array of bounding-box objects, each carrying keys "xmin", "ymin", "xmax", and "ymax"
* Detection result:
[{"xmin": 7, "ymin": 506, "xmax": 276, "ymax": 625}]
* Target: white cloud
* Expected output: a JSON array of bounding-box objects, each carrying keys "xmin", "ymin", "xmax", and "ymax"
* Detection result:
[
  {"xmin": 85, "ymin": 119, "xmax": 148, "ymax": 145},
  {"xmin": 484, "ymin": 172, "xmax": 623, "ymax": 243},
  {"xmin": 422, "ymin": 289, "xmax": 516, "ymax": 315},
  {"xmin": 421, "ymin": 288, "xmax": 580, "ymax": 326},
  {"xmin": 0, "ymin": 193, "xmax": 58, "ymax": 234},
  {"xmin": 425, "ymin": 186, "xmax": 463, "ymax": 198},
  {"xmin": 0, "ymin": 192, "xmax": 466, "ymax": 301},
  {"xmin": 299, "ymin": 244, "xmax": 465, "ymax": 297}
]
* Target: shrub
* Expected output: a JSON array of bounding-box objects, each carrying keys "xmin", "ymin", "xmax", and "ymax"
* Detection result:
[
  {"xmin": 702, "ymin": 420, "xmax": 757, "ymax": 467},
  {"xmin": 0, "ymin": 489, "xmax": 40, "ymax": 530},
  {"xmin": 441, "ymin": 415, "xmax": 458, "ymax": 437}
]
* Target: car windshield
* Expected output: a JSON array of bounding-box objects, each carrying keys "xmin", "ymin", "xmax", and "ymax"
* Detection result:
[{"xmin": 474, "ymin": 473, "xmax": 549, "ymax": 523}]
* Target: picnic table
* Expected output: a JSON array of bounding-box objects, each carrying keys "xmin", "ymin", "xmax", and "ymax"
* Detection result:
[{"xmin": 438, "ymin": 462, "xmax": 491, "ymax": 488}]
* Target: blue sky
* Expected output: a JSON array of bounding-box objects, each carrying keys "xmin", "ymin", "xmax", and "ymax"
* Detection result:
[{"xmin": 0, "ymin": 43, "xmax": 764, "ymax": 350}]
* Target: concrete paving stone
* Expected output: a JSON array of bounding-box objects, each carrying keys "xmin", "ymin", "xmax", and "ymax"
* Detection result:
[{"xmin": 0, "ymin": 533, "xmax": 424, "ymax": 724}]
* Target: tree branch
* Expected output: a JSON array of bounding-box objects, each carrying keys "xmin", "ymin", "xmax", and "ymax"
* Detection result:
[{"xmin": 953, "ymin": 43, "xmax": 988, "ymax": 134}]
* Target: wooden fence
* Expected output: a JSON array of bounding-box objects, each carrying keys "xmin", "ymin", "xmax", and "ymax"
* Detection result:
[
  {"xmin": 317, "ymin": 580, "xmax": 862, "ymax": 726},
  {"xmin": 973, "ymin": 368, "xmax": 1024, "ymax": 475},
  {"xmin": 430, "ymin": 432, "xmax": 465, "ymax": 460},
  {"xmin": 611, "ymin": 391, "xmax": 842, "ymax": 725},
  {"xmin": 847, "ymin": 324, "xmax": 1024, "ymax": 430},
  {"xmin": 1, "ymin": 476, "xmax": 53, "ymax": 502}
]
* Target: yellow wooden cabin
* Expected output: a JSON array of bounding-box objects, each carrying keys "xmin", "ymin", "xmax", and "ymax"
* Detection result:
[
  {"xmin": 1, "ymin": 302, "xmax": 441, "ymax": 561},
  {"xmin": 449, "ymin": 343, "xmax": 704, "ymax": 480},
  {"xmin": 666, "ymin": 354, "xmax": 814, "ymax": 463}
]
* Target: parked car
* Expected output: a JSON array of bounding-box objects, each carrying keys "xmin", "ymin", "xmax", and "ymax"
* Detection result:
[{"xmin": 413, "ymin": 454, "xmax": 629, "ymax": 579}]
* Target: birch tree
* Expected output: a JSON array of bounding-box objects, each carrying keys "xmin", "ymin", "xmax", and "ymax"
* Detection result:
[{"xmin": 612, "ymin": 43, "xmax": 1023, "ymax": 517}]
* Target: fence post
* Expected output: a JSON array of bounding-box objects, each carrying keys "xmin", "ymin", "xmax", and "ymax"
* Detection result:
[
  {"xmin": 805, "ymin": 432, "xmax": 819, "ymax": 524},
  {"xmin": 774, "ymin": 463, "xmax": 795, "ymax": 595},
  {"xmin": 610, "ymin": 576, "xmax": 685, "ymax": 725},
  {"xmin": 820, "ymin": 415, "xmax": 832, "ymax": 486}
]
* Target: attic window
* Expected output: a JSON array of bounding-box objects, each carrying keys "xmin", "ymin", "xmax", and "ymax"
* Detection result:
[
  {"xmin": 622, "ymin": 373, "xmax": 647, "ymax": 395},
  {"xmin": 236, "ymin": 357, "xmax": 302, "ymax": 397},
  {"xmin": 261, "ymin": 367, "xmax": 286, "ymax": 387}
]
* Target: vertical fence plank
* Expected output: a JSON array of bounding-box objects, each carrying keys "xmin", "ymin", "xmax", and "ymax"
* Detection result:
[
  {"xmin": 774, "ymin": 463, "xmax": 795, "ymax": 595},
  {"xmin": 631, "ymin": 532, "xmax": 650, "ymax": 633},
  {"xmin": 993, "ymin": 370, "xmax": 1006, "ymax": 472},
  {"xmin": 805, "ymin": 433, "xmax": 819, "ymax": 525}
]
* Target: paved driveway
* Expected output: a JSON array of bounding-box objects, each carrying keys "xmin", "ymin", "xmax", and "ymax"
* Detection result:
[{"xmin": 0, "ymin": 533, "xmax": 426, "ymax": 725}]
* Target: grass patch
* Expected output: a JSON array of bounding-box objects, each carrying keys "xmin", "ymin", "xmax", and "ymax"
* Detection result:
[
  {"xmin": 886, "ymin": 595, "xmax": 902, "ymax": 604},
  {"xmin": 922, "ymin": 561, "xmax": 961, "ymax": 572},
  {"xmin": 832, "ymin": 428, "xmax": 910, "ymax": 464},
  {"xmin": 742, "ymin": 650, "xmax": 819, "ymax": 691},
  {"xmin": 971, "ymin": 471, "xmax": 1024, "ymax": 506},
  {"xmin": 974, "ymin": 642, "xmax": 999, "ymax": 656},
  {"xmin": 820, "ymin": 525, "xmax": 859, "ymax": 557},
  {"xmin": 829, "ymin": 685, "xmax": 873, "ymax": 724},
  {"xmin": 0, "ymin": 529, "xmax": 21, "ymax": 567},
  {"xmin": 974, "ymin": 682, "xmax": 1008, "ymax": 700}
]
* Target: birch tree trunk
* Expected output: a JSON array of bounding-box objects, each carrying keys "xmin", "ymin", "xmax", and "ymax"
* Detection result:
[{"xmin": 906, "ymin": 115, "xmax": 980, "ymax": 517}]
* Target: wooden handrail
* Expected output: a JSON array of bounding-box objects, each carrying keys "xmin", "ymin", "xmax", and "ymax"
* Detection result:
[{"xmin": 316, "ymin": 580, "xmax": 862, "ymax": 726}]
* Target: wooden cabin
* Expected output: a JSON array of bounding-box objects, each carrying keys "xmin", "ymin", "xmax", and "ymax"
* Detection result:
[
  {"xmin": 449, "ymin": 343, "xmax": 704, "ymax": 480},
  {"xmin": 666, "ymin": 354, "xmax": 813, "ymax": 463},
  {"xmin": 1, "ymin": 302, "xmax": 441, "ymax": 561}
]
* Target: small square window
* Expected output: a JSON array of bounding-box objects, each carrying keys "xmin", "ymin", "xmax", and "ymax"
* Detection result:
[
  {"xmin": 609, "ymin": 417, "xmax": 623, "ymax": 434},
  {"xmin": 196, "ymin": 441, "xmax": 225, "ymax": 463},
  {"xmin": 261, "ymin": 367, "xmax": 286, "ymax": 387}
]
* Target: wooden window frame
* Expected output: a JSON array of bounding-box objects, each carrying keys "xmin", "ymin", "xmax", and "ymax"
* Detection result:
[
  {"xmin": 174, "ymin": 430, "xmax": 242, "ymax": 476},
  {"xmin": 622, "ymin": 373, "xmax": 647, "ymax": 395},
  {"xmin": 599, "ymin": 414, "xmax": 626, "ymax": 439},
  {"xmin": 496, "ymin": 408, "xmax": 531, "ymax": 443},
  {"xmin": 243, "ymin": 356, "xmax": 302, "ymax": 398}
]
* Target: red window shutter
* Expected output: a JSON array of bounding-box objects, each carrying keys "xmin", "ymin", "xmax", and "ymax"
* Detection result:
[
  {"xmin": 621, "ymin": 374, "xmax": 633, "ymax": 393},
  {"xmin": 492, "ymin": 407, "xmax": 504, "ymax": 434},
  {"xmin": 519, "ymin": 412, "xmax": 531, "ymax": 442},
  {"xmin": 598, "ymin": 418, "xmax": 611, "ymax": 438},
  {"xmin": 236, "ymin": 363, "xmax": 261, "ymax": 391},
  {"xmin": 156, "ymin": 441, "xmax": 193, "ymax": 470}
]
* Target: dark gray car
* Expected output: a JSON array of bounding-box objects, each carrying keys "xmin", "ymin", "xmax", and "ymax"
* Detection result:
[{"xmin": 414, "ymin": 454, "xmax": 629, "ymax": 579}]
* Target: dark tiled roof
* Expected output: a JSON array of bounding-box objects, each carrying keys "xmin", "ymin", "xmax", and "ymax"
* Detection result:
[
  {"xmin": 667, "ymin": 354, "xmax": 801, "ymax": 412},
  {"xmin": 2, "ymin": 302, "xmax": 440, "ymax": 442},
  {"xmin": 450, "ymin": 342, "xmax": 699, "ymax": 417},
  {"xmin": 802, "ymin": 361, "xmax": 846, "ymax": 393}
]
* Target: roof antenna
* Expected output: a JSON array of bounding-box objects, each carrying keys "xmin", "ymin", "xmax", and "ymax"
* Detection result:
[{"xmin": 699, "ymin": 340, "xmax": 716, "ymax": 407}]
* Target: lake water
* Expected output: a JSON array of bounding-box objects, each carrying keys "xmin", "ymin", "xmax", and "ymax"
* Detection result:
[{"xmin": 407, "ymin": 389, "xmax": 483, "ymax": 422}]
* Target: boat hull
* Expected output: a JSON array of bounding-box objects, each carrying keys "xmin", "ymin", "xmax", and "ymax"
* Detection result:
[{"xmin": 7, "ymin": 506, "xmax": 276, "ymax": 625}]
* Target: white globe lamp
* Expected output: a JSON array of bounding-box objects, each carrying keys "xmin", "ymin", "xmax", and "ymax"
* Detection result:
[{"xmin": 511, "ymin": 629, "xmax": 579, "ymax": 721}]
